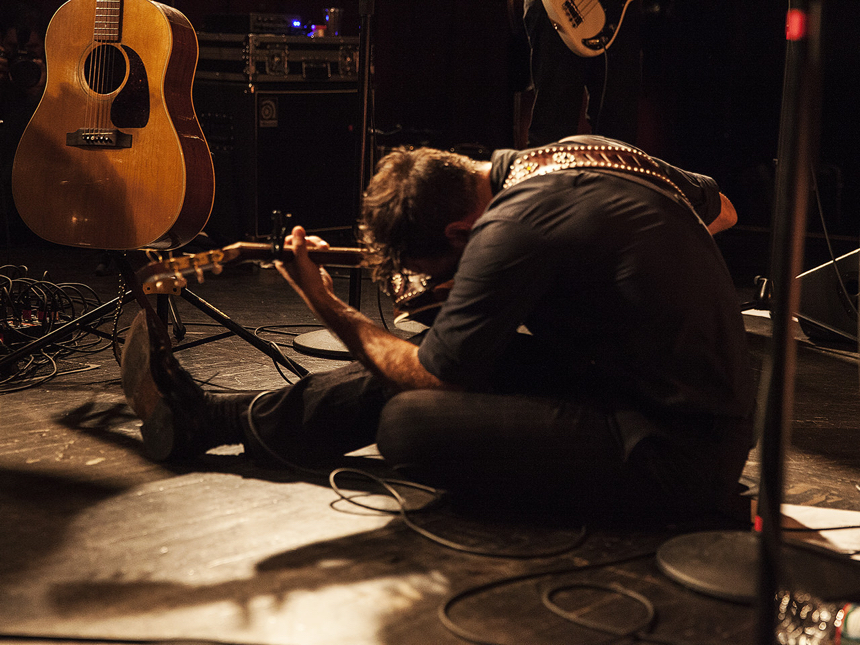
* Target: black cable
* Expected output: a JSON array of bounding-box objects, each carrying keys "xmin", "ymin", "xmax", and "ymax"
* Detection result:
[
  {"xmin": 0, "ymin": 349, "xmax": 59, "ymax": 392},
  {"xmin": 440, "ymin": 547, "xmax": 759, "ymax": 645},
  {"xmin": 541, "ymin": 581, "xmax": 655, "ymax": 637},
  {"xmin": 592, "ymin": 49, "xmax": 610, "ymax": 135},
  {"xmin": 253, "ymin": 322, "xmax": 328, "ymax": 379},
  {"xmin": 243, "ymin": 393, "xmax": 588, "ymax": 559},
  {"xmin": 0, "ymin": 264, "xmax": 28, "ymax": 280},
  {"xmin": 438, "ymin": 550, "xmax": 655, "ymax": 645},
  {"xmin": 329, "ymin": 467, "xmax": 587, "ymax": 559},
  {"xmin": 376, "ymin": 285, "xmax": 391, "ymax": 332},
  {"xmin": 0, "ymin": 267, "xmax": 118, "ymax": 392}
]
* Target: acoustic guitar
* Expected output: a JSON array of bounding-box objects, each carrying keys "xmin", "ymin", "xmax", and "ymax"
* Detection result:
[
  {"xmin": 11, "ymin": 0, "xmax": 214, "ymax": 250},
  {"xmin": 542, "ymin": 0, "xmax": 634, "ymax": 57}
]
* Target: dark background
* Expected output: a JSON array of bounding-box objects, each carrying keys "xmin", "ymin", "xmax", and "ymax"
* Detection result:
[{"xmin": 10, "ymin": 0, "xmax": 860, "ymax": 244}]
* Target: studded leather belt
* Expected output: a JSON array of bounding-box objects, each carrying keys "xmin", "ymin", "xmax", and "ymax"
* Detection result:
[{"xmin": 502, "ymin": 143, "xmax": 694, "ymax": 213}]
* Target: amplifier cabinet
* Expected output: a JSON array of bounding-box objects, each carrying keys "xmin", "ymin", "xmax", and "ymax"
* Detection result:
[{"xmin": 193, "ymin": 79, "xmax": 360, "ymax": 242}]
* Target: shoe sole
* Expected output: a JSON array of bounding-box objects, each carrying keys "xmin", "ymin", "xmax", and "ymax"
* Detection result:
[{"xmin": 121, "ymin": 310, "xmax": 179, "ymax": 461}]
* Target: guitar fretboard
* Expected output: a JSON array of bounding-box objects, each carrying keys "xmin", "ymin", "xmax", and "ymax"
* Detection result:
[{"xmin": 94, "ymin": 0, "xmax": 122, "ymax": 42}]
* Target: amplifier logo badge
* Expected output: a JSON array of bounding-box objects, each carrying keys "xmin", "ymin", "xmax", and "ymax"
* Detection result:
[{"xmin": 258, "ymin": 97, "xmax": 278, "ymax": 128}]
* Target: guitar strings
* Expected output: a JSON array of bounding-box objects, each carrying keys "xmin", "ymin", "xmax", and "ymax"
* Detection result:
[
  {"xmin": 84, "ymin": 3, "xmax": 96, "ymax": 136},
  {"xmin": 96, "ymin": 3, "xmax": 109, "ymax": 136},
  {"xmin": 573, "ymin": 0, "xmax": 601, "ymax": 20},
  {"xmin": 86, "ymin": 1, "xmax": 105, "ymax": 136},
  {"xmin": 86, "ymin": 0, "xmax": 116, "ymax": 138}
]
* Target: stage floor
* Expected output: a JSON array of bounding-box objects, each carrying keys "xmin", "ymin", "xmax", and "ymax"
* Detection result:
[{"xmin": 1, "ymin": 238, "xmax": 859, "ymax": 645}]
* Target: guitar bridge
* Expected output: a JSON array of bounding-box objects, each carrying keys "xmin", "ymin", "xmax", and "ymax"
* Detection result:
[{"xmin": 66, "ymin": 128, "xmax": 133, "ymax": 148}]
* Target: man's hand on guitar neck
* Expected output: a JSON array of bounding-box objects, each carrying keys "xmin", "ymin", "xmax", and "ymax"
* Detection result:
[
  {"xmin": 274, "ymin": 225, "xmax": 452, "ymax": 392},
  {"xmin": 274, "ymin": 226, "xmax": 335, "ymax": 307}
]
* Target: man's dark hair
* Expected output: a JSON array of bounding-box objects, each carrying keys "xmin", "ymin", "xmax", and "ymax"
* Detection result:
[{"xmin": 358, "ymin": 147, "xmax": 482, "ymax": 283}]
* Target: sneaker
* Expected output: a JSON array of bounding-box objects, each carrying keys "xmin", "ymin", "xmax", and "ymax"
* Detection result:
[{"xmin": 121, "ymin": 309, "xmax": 221, "ymax": 461}]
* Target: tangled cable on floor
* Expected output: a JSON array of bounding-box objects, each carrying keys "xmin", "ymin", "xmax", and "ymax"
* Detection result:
[{"xmin": 0, "ymin": 264, "xmax": 115, "ymax": 392}]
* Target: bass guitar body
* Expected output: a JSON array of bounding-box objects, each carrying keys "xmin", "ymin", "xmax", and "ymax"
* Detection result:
[
  {"xmin": 542, "ymin": 0, "xmax": 633, "ymax": 58},
  {"xmin": 11, "ymin": 0, "xmax": 214, "ymax": 250}
]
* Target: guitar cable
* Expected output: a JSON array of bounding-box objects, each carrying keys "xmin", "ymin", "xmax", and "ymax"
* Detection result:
[
  {"xmin": 0, "ymin": 265, "xmax": 113, "ymax": 392},
  {"xmin": 591, "ymin": 49, "xmax": 610, "ymax": 136}
]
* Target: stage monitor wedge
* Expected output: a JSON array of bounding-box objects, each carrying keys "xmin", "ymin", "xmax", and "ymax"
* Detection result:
[{"xmin": 795, "ymin": 248, "xmax": 859, "ymax": 344}]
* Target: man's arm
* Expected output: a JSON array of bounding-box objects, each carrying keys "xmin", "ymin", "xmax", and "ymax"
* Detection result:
[
  {"xmin": 707, "ymin": 193, "xmax": 738, "ymax": 235},
  {"xmin": 275, "ymin": 226, "xmax": 456, "ymax": 392}
]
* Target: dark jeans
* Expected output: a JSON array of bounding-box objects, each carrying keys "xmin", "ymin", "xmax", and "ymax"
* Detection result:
[
  {"xmin": 523, "ymin": 0, "xmax": 641, "ymax": 147},
  {"xmin": 240, "ymin": 360, "xmax": 751, "ymax": 523}
]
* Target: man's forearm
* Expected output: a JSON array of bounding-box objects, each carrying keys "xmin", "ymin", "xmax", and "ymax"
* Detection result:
[
  {"xmin": 707, "ymin": 193, "xmax": 739, "ymax": 235},
  {"xmin": 306, "ymin": 290, "xmax": 452, "ymax": 391}
]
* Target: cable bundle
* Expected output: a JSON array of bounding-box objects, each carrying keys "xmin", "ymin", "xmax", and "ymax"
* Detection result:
[{"xmin": 0, "ymin": 264, "xmax": 116, "ymax": 392}]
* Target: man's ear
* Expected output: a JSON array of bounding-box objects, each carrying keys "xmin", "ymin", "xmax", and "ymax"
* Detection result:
[{"xmin": 443, "ymin": 219, "xmax": 473, "ymax": 250}]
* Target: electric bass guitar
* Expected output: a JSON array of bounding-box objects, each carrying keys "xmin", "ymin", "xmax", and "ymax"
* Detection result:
[
  {"xmin": 136, "ymin": 242, "xmax": 448, "ymax": 326},
  {"xmin": 136, "ymin": 242, "xmax": 367, "ymax": 293},
  {"xmin": 542, "ymin": 0, "xmax": 634, "ymax": 57},
  {"xmin": 11, "ymin": 0, "xmax": 214, "ymax": 250}
]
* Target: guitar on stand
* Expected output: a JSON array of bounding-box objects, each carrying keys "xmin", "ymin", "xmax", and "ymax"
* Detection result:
[
  {"xmin": 1, "ymin": 0, "xmax": 221, "ymax": 375},
  {"xmin": 11, "ymin": 0, "xmax": 214, "ymax": 250}
]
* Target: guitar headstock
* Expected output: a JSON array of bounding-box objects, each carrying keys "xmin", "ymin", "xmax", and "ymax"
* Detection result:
[{"xmin": 137, "ymin": 246, "xmax": 245, "ymax": 294}]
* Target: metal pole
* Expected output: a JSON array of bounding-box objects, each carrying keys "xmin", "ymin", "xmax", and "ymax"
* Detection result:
[{"xmin": 756, "ymin": 2, "xmax": 821, "ymax": 642}]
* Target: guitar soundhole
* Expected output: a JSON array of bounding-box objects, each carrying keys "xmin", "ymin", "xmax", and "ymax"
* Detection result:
[{"xmin": 83, "ymin": 45, "xmax": 127, "ymax": 95}]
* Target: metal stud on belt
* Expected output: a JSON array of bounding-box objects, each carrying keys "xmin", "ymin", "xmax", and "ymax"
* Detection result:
[{"xmin": 502, "ymin": 144, "xmax": 687, "ymax": 201}]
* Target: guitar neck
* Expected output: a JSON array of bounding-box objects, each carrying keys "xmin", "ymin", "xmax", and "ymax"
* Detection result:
[
  {"xmin": 210, "ymin": 242, "xmax": 365, "ymax": 264},
  {"xmin": 95, "ymin": 0, "xmax": 122, "ymax": 42},
  {"xmin": 136, "ymin": 241, "xmax": 366, "ymax": 287}
]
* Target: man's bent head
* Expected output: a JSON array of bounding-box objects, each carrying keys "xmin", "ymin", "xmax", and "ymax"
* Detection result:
[{"xmin": 358, "ymin": 147, "xmax": 484, "ymax": 283}]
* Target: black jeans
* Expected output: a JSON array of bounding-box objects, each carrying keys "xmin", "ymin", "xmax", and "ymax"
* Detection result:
[
  {"xmin": 241, "ymin": 361, "xmax": 751, "ymax": 522},
  {"xmin": 523, "ymin": 0, "xmax": 641, "ymax": 147}
]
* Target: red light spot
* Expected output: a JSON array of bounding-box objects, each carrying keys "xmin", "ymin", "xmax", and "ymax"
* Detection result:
[{"xmin": 786, "ymin": 9, "xmax": 807, "ymax": 41}]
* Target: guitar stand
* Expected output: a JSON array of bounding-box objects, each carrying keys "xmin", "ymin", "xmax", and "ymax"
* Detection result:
[
  {"xmin": 155, "ymin": 287, "xmax": 308, "ymax": 378},
  {"xmin": 125, "ymin": 242, "xmax": 309, "ymax": 378}
]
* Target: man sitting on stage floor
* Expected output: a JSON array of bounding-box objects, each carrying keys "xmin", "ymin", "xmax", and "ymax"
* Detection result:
[{"xmin": 122, "ymin": 134, "xmax": 755, "ymax": 523}]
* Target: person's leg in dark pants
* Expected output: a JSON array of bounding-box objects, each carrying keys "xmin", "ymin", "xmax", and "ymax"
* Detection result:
[
  {"xmin": 523, "ymin": 0, "xmax": 588, "ymax": 147},
  {"xmin": 376, "ymin": 390, "xmax": 659, "ymax": 520},
  {"xmin": 376, "ymin": 390, "xmax": 750, "ymax": 523},
  {"xmin": 239, "ymin": 361, "xmax": 394, "ymax": 466}
]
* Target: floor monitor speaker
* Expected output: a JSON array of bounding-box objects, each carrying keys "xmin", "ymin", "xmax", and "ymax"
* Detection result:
[{"xmin": 795, "ymin": 248, "xmax": 859, "ymax": 343}]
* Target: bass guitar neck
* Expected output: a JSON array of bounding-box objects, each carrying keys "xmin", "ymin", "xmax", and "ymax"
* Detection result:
[{"xmin": 137, "ymin": 242, "xmax": 365, "ymax": 293}]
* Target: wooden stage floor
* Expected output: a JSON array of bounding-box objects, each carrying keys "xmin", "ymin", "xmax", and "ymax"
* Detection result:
[{"xmin": 1, "ymin": 239, "xmax": 859, "ymax": 645}]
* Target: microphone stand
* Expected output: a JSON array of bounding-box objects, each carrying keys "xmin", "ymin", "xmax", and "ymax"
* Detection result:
[
  {"xmin": 653, "ymin": 4, "xmax": 860, "ymax": 643},
  {"xmin": 754, "ymin": 1, "xmax": 821, "ymax": 639},
  {"xmin": 293, "ymin": 0, "xmax": 376, "ymax": 359}
]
